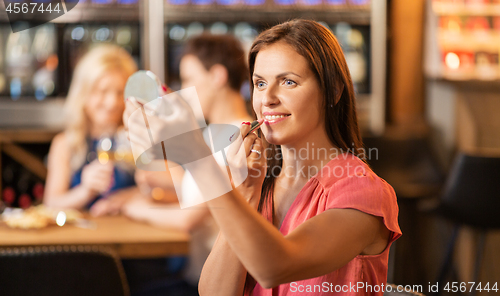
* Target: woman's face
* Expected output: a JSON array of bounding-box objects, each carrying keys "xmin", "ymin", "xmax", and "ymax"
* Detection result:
[
  {"xmin": 252, "ymin": 41, "xmax": 324, "ymax": 146},
  {"xmin": 180, "ymin": 54, "xmax": 216, "ymax": 120},
  {"xmin": 85, "ymin": 70, "xmax": 127, "ymax": 131}
]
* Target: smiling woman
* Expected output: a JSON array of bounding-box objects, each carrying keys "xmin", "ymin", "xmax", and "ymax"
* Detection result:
[
  {"xmin": 252, "ymin": 42, "xmax": 324, "ymax": 146},
  {"xmin": 197, "ymin": 19, "xmax": 401, "ymax": 296},
  {"xmin": 123, "ymin": 19, "xmax": 401, "ymax": 296}
]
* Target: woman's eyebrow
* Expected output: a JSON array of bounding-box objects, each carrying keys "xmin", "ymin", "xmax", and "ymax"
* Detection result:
[
  {"xmin": 252, "ymin": 73, "xmax": 264, "ymax": 80},
  {"xmin": 276, "ymin": 72, "xmax": 302, "ymax": 78},
  {"xmin": 253, "ymin": 72, "xmax": 302, "ymax": 79}
]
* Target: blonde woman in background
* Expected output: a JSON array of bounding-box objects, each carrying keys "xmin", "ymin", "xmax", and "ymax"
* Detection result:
[{"xmin": 44, "ymin": 44, "xmax": 138, "ymax": 216}]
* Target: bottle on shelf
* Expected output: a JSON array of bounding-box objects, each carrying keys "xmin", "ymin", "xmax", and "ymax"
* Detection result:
[
  {"xmin": 0, "ymin": 26, "xmax": 6, "ymax": 96},
  {"xmin": 2, "ymin": 163, "xmax": 17, "ymax": 207},
  {"xmin": 31, "ymin": 24, "xmax": 57, "ymax": 101},
  {"xmin": 16, "ymin": 169, "xmax": 33, "ymax": 209},
  {"xmin": 32, "ymin": 181, "xmax": 45, "ymax": 204},
  {"xmin": 5, "ymin": 23, "xmax": 35, "ymax": 100}
]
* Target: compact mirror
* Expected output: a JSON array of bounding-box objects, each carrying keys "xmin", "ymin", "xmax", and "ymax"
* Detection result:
[{"xmin": 124, "ymin": 70, "xmax": 162, "ymax": 104}]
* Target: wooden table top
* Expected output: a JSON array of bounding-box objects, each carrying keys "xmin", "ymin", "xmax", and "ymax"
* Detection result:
[{"xmin": 0, "ymin": 215, "xmax": 190, "ymax": 259}]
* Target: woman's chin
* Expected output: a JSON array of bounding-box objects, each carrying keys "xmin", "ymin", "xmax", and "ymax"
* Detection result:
[
  {"xmin": 92, "ymin": 120, "xmax": 119, "ymax": 132},
  {"xmin": 263, "ymin": 133, "xmax": 287, "ymax": 146}
]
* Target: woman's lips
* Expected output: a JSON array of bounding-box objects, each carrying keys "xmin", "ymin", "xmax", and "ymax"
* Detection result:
[{"xmin": 264, "ymin": 114, "xmax": 290, "ymax": 125}]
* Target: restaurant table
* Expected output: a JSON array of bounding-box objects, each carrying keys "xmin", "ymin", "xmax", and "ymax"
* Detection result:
[{"xmin": 0, "ymin": 215, "xmax": 189, "ymax": 259}]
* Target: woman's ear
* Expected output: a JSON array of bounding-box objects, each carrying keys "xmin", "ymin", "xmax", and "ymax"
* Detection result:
[{"xmin": 209, "ymin": 64, "xmax": 229, "ymax": 88}]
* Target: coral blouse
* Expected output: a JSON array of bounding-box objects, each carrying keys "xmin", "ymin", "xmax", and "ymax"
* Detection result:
[{"xmin": 250, "ymin": 154, "xmax": 402, "ymax": 296}]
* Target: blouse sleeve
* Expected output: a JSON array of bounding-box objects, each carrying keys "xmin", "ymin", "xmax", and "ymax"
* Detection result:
[{"xmin": 325, "ymin": 172, "xmax": 402, "ymax": 243}]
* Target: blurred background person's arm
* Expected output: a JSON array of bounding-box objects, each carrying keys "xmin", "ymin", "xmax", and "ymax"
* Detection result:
[{"xmin": 123, "ymin": 161, "xmax": 210, "ymax": 232}]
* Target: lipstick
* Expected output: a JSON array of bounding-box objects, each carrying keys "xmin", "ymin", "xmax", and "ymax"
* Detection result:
[
  {"xmin": 245, "ymin": 119, "xmax": 264, "ymax": 137},
  {"xmin": 229, "ymin": 119, "xmax": 265, "ymax": 143}
]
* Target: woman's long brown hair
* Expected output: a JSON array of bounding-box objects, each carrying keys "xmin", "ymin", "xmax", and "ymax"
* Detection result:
[{"xmin": 244, "ymin": 19, "xmax": 364, "ymax": 294}]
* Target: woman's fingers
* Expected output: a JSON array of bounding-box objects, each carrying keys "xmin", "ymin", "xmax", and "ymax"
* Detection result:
[
  {"xmin": 227, "ymin": 122, "xmax": 252, "ymax": 157},
  {"xmin": 92, "ymin": 163, "xmax": 113, "ymax": 178},
  {"xmin": 89, "ymin": 200, "xmax": 109, "ymax": 217},
  {"xmin": 123, "ymin": 97, "xmax": 143, "ymax": 132},
  {"xmin": 90, "ymin": 198, "xmax": 119, "ymax": 217},
  {"xmin": 240, "ymin": 121, "xmax": 252, "ymax": 136},
  {"xmin": 93, "ymin": 176, "xmax": 112, "ymax": 189},
  {"xmin": 87, "ymin": 162, "xmax": 114, "ymax": 192},
  {"xmin": 127, "ymin": 96, "xmax": 144, "ymax": 108},
  {"xmin": 87, "ymin": 180, "xmax": 108, "ymax": 193},
  {"xmin": 243, "ymin": 133, "xmax": 258, "ymax": 156},
  {"xmin": 249, "ymin": 137, "xmax": 264, "ymax": 162},
  {"xmin": 247, "ymin": 138, "xmax": 265, "ymax": 181},
  {"xmin": 91, "ymin": 176, "xmax": 112, "ymax": 189},
  {"xmin": 230, "ymin": 121, "xmax": 252, "ymax": 145}
]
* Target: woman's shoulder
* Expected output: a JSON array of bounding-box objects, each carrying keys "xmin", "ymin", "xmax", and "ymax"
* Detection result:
[
  {"xmin": 312, "ymin": 153, "xmax": 399, "ymax": 209},
  {"xmin": 314, "ymin": 152, "xmax": 374, "ymax": 189},
  {"xmin": 50, "ymin": 132, "xmax": 70, "ymax": 153},
  {"xmin": 315, "ymin": 154, "xmax": 401, "ymax": 239},
  {"xmin": 46, "ymin": 132, "xmax": 74, "ymax": 176}
]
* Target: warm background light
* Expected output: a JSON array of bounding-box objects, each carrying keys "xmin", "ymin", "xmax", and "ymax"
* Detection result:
[{"xmin": 445, "ymin": 52, "xmax": 460, "ymax": 70}]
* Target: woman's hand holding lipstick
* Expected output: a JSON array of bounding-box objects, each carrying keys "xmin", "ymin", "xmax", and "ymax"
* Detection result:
[
  {"xmin": 229, "ymin": 119, "xmax": 264, "ymax": 143},
  {"xmin": 226, "ymin": 119, "xmax": 266, "ymax": 209},
  {"xmin": 245, "ymin": 119, "xmax": 264, "ymax": 137}
]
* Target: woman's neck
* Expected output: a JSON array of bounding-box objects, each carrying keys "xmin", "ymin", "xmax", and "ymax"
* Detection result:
[
  {"xmin": 207, "ymin": 88, "xmax": 250, "ymax": 125},
  {"xmin": 279, "ymin": 129, "xmax": 338, "ymax": 183}
]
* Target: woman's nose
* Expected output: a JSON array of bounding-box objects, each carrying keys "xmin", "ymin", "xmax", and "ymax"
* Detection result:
[
  {"xmin": 103, "ymin": 91, "xmax": 122, "ymax": 109},
  {"xmin": 261, "ymin": 85, "xmax": 280, "ymax": 107}
]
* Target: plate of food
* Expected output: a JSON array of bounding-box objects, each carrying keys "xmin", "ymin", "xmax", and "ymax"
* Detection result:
[{"xmin": 1, "ymin": 205, "xmax": 85, "ymax": 230}]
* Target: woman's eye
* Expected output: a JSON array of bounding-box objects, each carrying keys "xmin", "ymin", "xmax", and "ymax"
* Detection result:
[
  {"xmin": 255, "ymin": 81, "xmax": 266, "ymax": 89},
  {"xmin": 283, "ymin": 79, "xmax": 296, "ymax": 86}
]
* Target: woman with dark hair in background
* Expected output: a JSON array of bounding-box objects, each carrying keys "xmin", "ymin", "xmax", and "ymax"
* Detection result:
[{"xmin": 125, "ymin": 19, "xmax": 401, "ymax": 296}]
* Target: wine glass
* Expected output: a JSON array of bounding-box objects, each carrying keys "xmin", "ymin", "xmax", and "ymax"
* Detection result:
[{"xmin": 96, "ymin": 134, "xmax": 115, "ymax": 197}]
